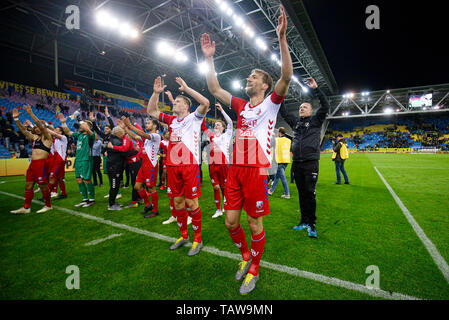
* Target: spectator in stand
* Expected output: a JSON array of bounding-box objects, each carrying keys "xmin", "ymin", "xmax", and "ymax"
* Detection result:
[
  {"xmin": 18, "ymin": 145, "xmax": 29, "ymax": 158},
  {"xmin": 268, "ymin": 127, "xmax": 291, "ymax": 199}
]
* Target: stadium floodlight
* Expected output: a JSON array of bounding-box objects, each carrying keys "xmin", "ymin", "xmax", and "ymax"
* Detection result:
[
  {"xmin": 232, "ymin": 80, "xmax": 240, "ymax": 90},
  {"xmin": 423, "ymin": 107, "xmax": 427, "ymax": 110},
  {"xmin": 255, "ymin": 38, "xmax": 267, "ymax": 51},
  {"xmin": 119, "ymin": 23, "xmax": 131, "ymax": 36},
  {"xmin": 215, "ymin": 0, "xmax": 222, "ymax": 4},
  {"xmin": 174, "ymin": 51, "xmax": 188, "ymax": 63},
  {"xmin": 271, "ymin": 54, "xmax": 277, "ymax": 61},
  {"xmin": 226, "ymin": 8, "xmax": 233, "ymax": 16},
  {"xmin": 387, "ymin": 90, "xmax": 390, "ymax": 94},
  {"xmin": 244, "ymin": 27, "xmax": 255, "ymax": 38},
  {"xmin": 384, "ymin": 108, "xmax": 394, "ymax": 114},
  {"xmin": 130, "ymin": 29, "xmax": 139, "ymax": 39},
  {"xmin": 235, "ymin": 16, "xmax": 244, "ymax": 27},
  {"xmin": 96, "ymin": 11, "xmax": 110, "ymax": 27},
  {"xmin": 301, "ymin": 85, "xmax": 309, "ymax": 93},
  {"xmin": 157, "ymin": 41, "xmax": 173, "ymax": 56},
  {"xmin": 198, "ymin": 62, "xmax": 209, "ymax": 74},
  {"xmin": 292, "ymin": 75, "xmax": 298, "ymax": 83},
  {"xmin": 220, "ymin": 2, "xmax": 228, "ymax": 11}
]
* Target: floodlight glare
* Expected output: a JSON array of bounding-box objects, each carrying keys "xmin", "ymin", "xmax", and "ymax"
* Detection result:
[
  {"xmin": 235, "ymin": 16, "xmax": 244, "ymax": 27},
  {"xmin": 255, "ymin": 38, "xmax": 267, "ymax": 51},
  {"xmin": 384, "ymin": 108, "xmax": 393, "ymax": 114},
  {"xmin": 226, "ymin": 8, "xmax": 233, "ymax": 16},
  {"xmin": 271, "ymin": 54, "xmax": 277, "ymax": 61},
  {"xmin": 130, "ymin": 29, "xmax": 139, "ymax": 39},
  {"xmin": 119, "ymin": 23, "xmax": 131, "ymax": 36},
  {"xmin": 96, "ymin": 11, "xmax": 110, "ymax": 27},
  {"xmin": 157, "ymin": 41, "xmax": 173, "ymax": 56},
  {"xmin": 302, "ymin": 86, "xmax": 309, "ymax": 93},
  {"xmin": 220, "ymin": 2, "xmax": 228, "ymax": 11},
  {"xmin": 174, "ymin": 51, "xmax": 188, "ymax": 63},
  {"xmin": 232, "ymin": 80, "xmax": 240, "ymax": 90},
  {"xmin": 198, "ymin": 62, "xmax": 209, "ymax": 74}
]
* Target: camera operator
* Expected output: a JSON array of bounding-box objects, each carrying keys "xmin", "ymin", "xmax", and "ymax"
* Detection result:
[{"xmin": 332, "ymin": 134, "xmax": 350, "ymax": 185}]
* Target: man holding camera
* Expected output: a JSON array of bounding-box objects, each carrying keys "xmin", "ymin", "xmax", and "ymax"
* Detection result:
[{"xmin": 332, "ymin": 134, "xmax": 350, "ymax": 185}]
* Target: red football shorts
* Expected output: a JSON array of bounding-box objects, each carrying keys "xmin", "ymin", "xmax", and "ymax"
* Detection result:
[
  {"xmin": 224, "ymin": 165, "xmax": 270, "ymax": 218},
  {"xmin": 209, "ymin": 164, "xmax": 229, "ymax": 188},
  {"xmin": 136, "ymin": 163, "xmax": 158, "ymax": 187},
  {"xmin": 26, "ymin": 159, "xmax": 49, "ymax": 185},
  {"xmin": 49, "ymin": 157, "xmax": 66, "ymax": 180},
  {"xmin": 167, "ymin": 165, "xmax": 201, "ymax": 199}
]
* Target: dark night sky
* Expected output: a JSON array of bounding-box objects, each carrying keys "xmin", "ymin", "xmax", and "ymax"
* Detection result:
[{"xmin": 302, "ymin": 0, "xmax": 448, "ymax": 94}]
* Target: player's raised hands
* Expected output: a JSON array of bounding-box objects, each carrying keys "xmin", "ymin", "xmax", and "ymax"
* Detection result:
[
  {"xmin": 215, "ymin": 102, "xmax": 223, "ymax": 112},
  {"xmin": 305, "ymin": 77, "xmax": 318, "ymax": 89},
  {"xmin": 165, "ymin": 90, "xmax": 174, "ymax": 102},
  {"xmin": 116, "ymin": 119, "xmax": 126, "ymax": 129},
  {"xmin": 176, "ymin": 77, "xmax": 189, "ymax": 92},
  {"xmin": 201, "ymin": 33, "xmax": 216, "ymax": 58},
  {"xmin": 276, "ymin": 5, "xmax": 288, "ymax": 39},
  {"xmin": 104, "ymin": 106, "xmax": 110, "ymax": 117},
  {"xmin": 58, "ymin": 113, "xmax": 67, "ymax": 123},
  {"xmin": 154, "ymin": 76, "xmax": 167, "ymax": 94},
  {"xmin": 12, "ymin": 108, "xmax": 19, "ymax": 118}
]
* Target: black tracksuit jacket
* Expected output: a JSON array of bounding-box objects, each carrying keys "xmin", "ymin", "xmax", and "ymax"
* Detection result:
[{"xmin": 279, "ymin": 88, "xmax": 330, "ymax": 162}]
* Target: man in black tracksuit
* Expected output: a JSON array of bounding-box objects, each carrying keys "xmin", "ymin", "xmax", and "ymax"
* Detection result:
[{"xmin": 279, "ymin": 78, "xmax": 329, "ymax": 238}]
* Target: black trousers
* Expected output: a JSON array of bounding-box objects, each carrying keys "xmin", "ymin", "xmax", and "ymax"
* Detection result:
[
  {"xmin": 124, "ymin": 163, "xmax": 130, "ymax": 187},
  {"xmin": 92, "ymin": 156, "xmax": 103, "ymax": 186},
  {"xmin": 157, "ymin": 157, "xmax": 163, "ymax": 186},
  {"xmin": 292, "ymin": 160, "xmax": 319, "ymax": 226},
  {"xmin": 128, "ymin": 160, "xmax": 142, "ymax": 202},
  {"xmin": 108, "ymin": 172, "xmax": 123, "ymax": 206}
]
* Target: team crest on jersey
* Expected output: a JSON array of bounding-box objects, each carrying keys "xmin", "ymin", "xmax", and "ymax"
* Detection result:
[
  {"xmin": 167, "ymin": 187, "xmax": 172, "ymax": 194},
  {"xmin": 256, "ymin": 201, "xmax": 264, "ymax": 210},
  {"xmin": 256, "ymin": 109, "xmax": 262, "ymax": 116},
  {"xmin": 211, "ymin": 179, "xmax": 215, "ymax": 184},
  {"xmin": 305, "ymin": 122, "xmax": 310, "ymax": 128},
  {"xmin": 192, "ymin": 186, "xmax": 197, "ymax": 193},
  {"xmin": 192, "ymin": 225, "xmax": 198, "ymax": 231}
]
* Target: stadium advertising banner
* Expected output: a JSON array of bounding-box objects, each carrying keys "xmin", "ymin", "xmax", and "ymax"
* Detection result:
[
  {"xmin": 0, "ymin": 157, "xmax": 78, "ymax": 177},
  {"xmin": 0, "ymin": 80, "xmax": 71, "ymax": 100}
]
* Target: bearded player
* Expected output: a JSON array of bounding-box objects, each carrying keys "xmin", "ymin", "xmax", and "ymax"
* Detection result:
[
  {"xmin": 147, "ymin": 76, "xmax": 209, "ymax": 256},
  {"xmin": 201, "ymin": 102, "xmax": 233, "ymax": 219},
  {"xmin": 201, "ymin": 4, "xmax": 292, "ymax": 294},
  {"xmin": 10, "ymin": 105, "xmax": 53, "ymax": 214}
]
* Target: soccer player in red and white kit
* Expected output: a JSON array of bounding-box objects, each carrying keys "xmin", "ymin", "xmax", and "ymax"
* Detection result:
[
  {"xmin": 121, "ymin": 116, "xmax": 161, "ymax": 218},
  {"xmin": 10, "ymin": 105, "xmax": 54, "ymax": 214},
  {"xmin": 47, "ymin": 127, "xmax": 68, "ymax": 200},
  {"xmin": 147, "ymin": 76, "xmax": 209, "ymax": 256},
  {"xmin": 201, "ymin": 5, "xmax": 293, "ymax": 294},
  {"xmin": 201, "ymin": 102, "xmax": 233, "ymax": 219}
]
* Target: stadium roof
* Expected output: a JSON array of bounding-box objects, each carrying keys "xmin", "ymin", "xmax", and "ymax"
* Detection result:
[{"xmin": 0, "ymin": 0, "xmax": 337, "ymax": 106}]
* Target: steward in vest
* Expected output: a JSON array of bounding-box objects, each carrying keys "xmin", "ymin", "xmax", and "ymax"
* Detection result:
[{"xmin": 332, "ymin": 134, "xmax": 350, "ymax": 185}]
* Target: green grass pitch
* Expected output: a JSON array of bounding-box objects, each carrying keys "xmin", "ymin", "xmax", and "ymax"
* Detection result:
[{"xmin": 0, "ymin": 153, "xmax": 448, "ymax": 300}]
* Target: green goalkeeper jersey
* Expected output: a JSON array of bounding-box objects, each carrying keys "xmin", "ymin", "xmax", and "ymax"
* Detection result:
[{"xmin": 73, "ymin": 132, "xmax": 95, "ymax": 161}]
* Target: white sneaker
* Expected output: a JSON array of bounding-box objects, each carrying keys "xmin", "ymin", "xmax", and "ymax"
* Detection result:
[
  {"xmin": 104, "ymin": 194, "xmax": 109, "ymax": 198},
  {"xmin": 11, "ymin": 207, "xmax": 30, "ymax": 214},
  {"xmin": 212, "ymin": 209, "xmax": 223, "ymax": 219},
  {"xmin": 34, "ymin": 187, "xmax": 41, "ymax": 194},
  {"xmin": 162, "ymin": 216, "xmax": 177, "ymax": 225},
  {"xmin": 36, "ymin": 206, "xmax": 53, "ymax": 214},
  {"xmin": 116, "ymin": 194, "xmax": 122, "ymax": 199},
  {"xmin": 51, "ymin": 192, "xmax": 58, "ymax": 198},
  {"xmin": 187, "ymin": 216, "xmax": 192, "ymax": 225},
  {"xmin": 281, "ymin": 194, "xmax": 291, "ymax": 199}
]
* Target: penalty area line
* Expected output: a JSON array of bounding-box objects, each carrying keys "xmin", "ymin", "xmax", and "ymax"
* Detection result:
[
  {"xmin": 0, "ymin": 190, "xmax": 419, "ymax": 300},
  {"xmin": 374, "ymin": 166, "xmax": 449, "ymax": 285}
]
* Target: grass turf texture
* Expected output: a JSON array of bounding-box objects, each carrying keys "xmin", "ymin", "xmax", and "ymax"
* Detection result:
[{"xmin": 0, "ymin": 153, "xmax": 448, "ymax": 300}]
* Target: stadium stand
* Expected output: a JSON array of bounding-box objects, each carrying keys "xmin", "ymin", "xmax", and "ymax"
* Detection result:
[{"xmin": 323, "ymin": 115, "xmax": 449, "ymax": 151}]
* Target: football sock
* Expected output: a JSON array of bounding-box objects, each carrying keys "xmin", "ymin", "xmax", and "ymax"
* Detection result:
[
  {"xmin": 213, "ymin": 188, "xmax": 221, "ymax": 210},
  {"xmin": 138, "ymin": 189, "xmax": 151, "ymax": 206},
  {"xmin": 175, "ymin": 207, "xmax": 188, "ymax": 239},
  {"xmin": 188, "ymin": 207, "xmax": 202, "ymax": 243},
  {"xmin": 78, "ymin": 182, "xmax": 88, "ymax": 200},
  {"xmin": 228, "ymin": 225, "xmax": 251, "ymax": 262},
  {"xmin": 150, "ymin": 192, "xmax": 158, "ymax": 212},
  {"xmin": 24, "ymin": 189, "xmax": 34, "ymax": 209},
  {"xmin": 248, "ymin": 229, "xmax": 266, "ymax": 277}
]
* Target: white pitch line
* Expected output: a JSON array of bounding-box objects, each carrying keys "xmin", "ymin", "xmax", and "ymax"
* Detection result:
[
  {"xmin": 0, "ymin": 190, "xmax": 419, "ymax": 300},
  {"xmin": 374, "ymin": 166, "xmax": 449, "ymax": 285},
  {"xmin": 84, "ymin": 233, "xmax": 122, "ymax": 246}
]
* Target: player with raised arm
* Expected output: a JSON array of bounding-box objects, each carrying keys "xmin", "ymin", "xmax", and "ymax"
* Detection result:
[
  {"xmin": 47, "ymin": 126, "xmax": 68, "ymax": 200},
  {"xmin": 59, "ymin": 113, "xmax": 96, "ymax": 207},
  {"xmin": 121, "ymin": 116, "xmax": 161, "ymax": 218},
  {"xmin": 10, "ymin": 105, "xmax": 53, "ymax": 214},
  {"xmin": 147, "ymin": 76, "xmax": 209, "ymax": 256},
  {"xmin": 201, "ymin": 102, "xmax": 234, "ymax": 219},
  {"xmin": 201, "ymin": 4, "xmax": 292, "ymax": 294}
]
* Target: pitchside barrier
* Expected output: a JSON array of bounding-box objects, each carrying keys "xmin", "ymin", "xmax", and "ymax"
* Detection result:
[{"xmin": 1, "ymin": 157, "xmax": 82, "ymax": 177}]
